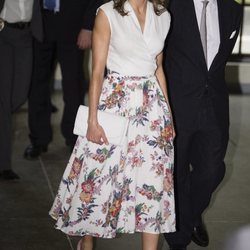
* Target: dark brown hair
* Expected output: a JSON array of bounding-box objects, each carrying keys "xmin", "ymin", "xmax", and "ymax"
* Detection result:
[{"xmin": 113, "ymin": 0, "xmax": 168, "ymax": 16}]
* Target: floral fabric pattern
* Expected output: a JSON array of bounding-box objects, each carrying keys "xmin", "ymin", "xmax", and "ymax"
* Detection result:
[{"xmin": 49, "ymin": 72, "xmax": 175, "ymax": 238}]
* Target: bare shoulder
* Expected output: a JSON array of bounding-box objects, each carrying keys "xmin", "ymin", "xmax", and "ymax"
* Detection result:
[
  {"xmin": 95, "ymin": 1, "xmax": 115, "ymax": 27},
  {"xmin": 97, "ymin": 1, "xmax": 114, "ymax": 15},
  {"xmin": 95, "ymin": 10, "xmax": 110, "ymax": 35}
]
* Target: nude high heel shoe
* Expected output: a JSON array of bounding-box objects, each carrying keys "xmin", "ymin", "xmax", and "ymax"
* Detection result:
[
  {"xmin": 77, "ymin": 237, "xmax": 95, "ymax": 250},
  {"xmin": 77, "ymin": 239, "xmax": 83, "ymax": 250}
]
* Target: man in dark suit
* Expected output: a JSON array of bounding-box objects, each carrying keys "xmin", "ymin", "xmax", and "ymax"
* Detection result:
[
  {"xmin": 163, "ymin": 0, "xmax": 242, "ymax": 249},
  {"xmin": 0, "ymin": 0, "xmax": 42, "ymax": 180},
  {"xmin": 24, "ymin": 0, "xmax": 103, "ymax": 159}
]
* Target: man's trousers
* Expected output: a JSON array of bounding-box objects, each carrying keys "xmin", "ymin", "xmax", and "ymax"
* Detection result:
[{"xmin": 0, "ymin": 26, "xmax": 32, "ymax": 170}]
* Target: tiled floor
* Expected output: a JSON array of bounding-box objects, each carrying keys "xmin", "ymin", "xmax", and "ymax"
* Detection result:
[{"xmin": 0, "ymin": 92, "xmax": 249, "ymax": 250}]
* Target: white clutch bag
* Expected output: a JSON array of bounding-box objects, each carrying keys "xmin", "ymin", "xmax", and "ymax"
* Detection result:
[{"xmin": 73, "ymin": 105, "xmax": 129, "ymax": 146}]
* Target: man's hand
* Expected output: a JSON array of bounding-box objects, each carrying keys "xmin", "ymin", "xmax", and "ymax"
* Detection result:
[{"xmin": 77, "ymin": 29, "xmax": 92, "ymax": 50}]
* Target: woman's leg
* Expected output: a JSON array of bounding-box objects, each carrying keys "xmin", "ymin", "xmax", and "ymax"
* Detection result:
[
  {"xmin": 79, "ymin": 235, "xmax": 94, "ymax": 250},
  {"xmin": 142, "ymin": 233, "xmax": 159, "ymax": 250}
]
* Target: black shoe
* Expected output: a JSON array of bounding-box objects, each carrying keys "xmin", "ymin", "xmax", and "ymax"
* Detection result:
[
  {"xmin": 0, "ymin": 170, "xmax": 20, "ymax": 181},
  {"xmin": 191, "ymin": 219, "xmax": 209, "ymax": 247},
  {"xmin": 23, "ymin": 144, "xmax": 48, "ymax": 160}
]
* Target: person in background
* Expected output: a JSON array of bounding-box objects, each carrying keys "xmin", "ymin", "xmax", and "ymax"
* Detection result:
[
  {"xmin": 0, "ymin": 0, "xmax": 42, "ymax": 180},
  {"xmin": 24, "ymin": 0, "xmax": 103, "ymax": 160},
  {"xmin": 163, "ymin": 0, "xmax": 242, "ymax": 249}
]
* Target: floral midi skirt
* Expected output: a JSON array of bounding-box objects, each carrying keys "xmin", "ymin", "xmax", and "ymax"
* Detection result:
[{"xmin": 49, "ymin": 72, "xmax": 176, "ymax": 238}]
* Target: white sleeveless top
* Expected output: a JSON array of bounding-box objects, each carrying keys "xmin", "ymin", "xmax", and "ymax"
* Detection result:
[{"xmin": 99, "ymin": 1, "xmax": 171, "ymax": 76}]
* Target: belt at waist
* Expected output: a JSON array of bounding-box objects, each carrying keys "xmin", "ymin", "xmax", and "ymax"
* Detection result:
[
  {"xmin": 106, "ymin": 69, "xmax": 155, "ymax": 79},
  {"xmin": 0, "ymin": 19, "xmax": 30, "ymax": 30}
]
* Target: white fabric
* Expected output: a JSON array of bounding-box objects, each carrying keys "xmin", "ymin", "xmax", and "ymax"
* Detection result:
[
  {"xmin": 99, "ymin": 1, "xmax": 171, "ymax": 76},
  {"xmin": 0, "ymin": 0, "xmax": 34, "ymax": 22},
  {"xmin": 50, "ymin": 73, "xmax": 176, "ymax": 237},
  {"xmin": 193, "ymin": 0, "xmax": 220, "ymax": 69}
]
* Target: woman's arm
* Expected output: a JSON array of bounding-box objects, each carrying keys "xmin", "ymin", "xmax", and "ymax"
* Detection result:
[
  {"xmin": 155, "ymin": 52, "xmax": 175, "ymax": 138},
  {"xmin": 86, "ymin": 9, "xmax": 110, "ymax": 145},
  {"xmin": 155, "ymin": 52, "xmax": 168, "ymax": 100}
]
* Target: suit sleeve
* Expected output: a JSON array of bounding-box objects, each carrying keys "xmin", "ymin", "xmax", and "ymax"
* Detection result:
[
  {"xmin": 229, "ymin": 1, "xmax": 243, "ymax": 53},
  {"xmin": 82, "ymin": 0, "xmax": 104, "ymax": 31}
]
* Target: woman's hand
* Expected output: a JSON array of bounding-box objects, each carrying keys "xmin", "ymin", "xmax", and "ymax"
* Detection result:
[{"xmin": 86, "ymin": 122, "xmax": 109, "ymax": 145}]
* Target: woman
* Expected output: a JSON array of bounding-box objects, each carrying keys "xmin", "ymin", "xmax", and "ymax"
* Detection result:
[{"xmin": 50, "ymin": 0, "xmax": 175, "ymax": 249}]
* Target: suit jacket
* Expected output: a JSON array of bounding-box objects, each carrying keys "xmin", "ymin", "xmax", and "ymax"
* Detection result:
[
  {"xmin": 0, "ymin": 0, "xmax": 43, "ymax": 41},
  {"xmin": 164, "ymin": 0, "xmax": 242, "ymax": 134},
  {"xmin": 41, "ymin": 0, "xmax": 103, "ymax": 43}
]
